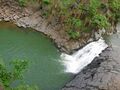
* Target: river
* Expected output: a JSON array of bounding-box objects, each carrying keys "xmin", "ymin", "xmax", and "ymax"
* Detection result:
[
  {"xmin": 0, "ymin": 21, "xmax": 120, "ymax": 90},
  {"xmin": 0, "ymin": 21, "xmax": 72, "ymax": 90}
]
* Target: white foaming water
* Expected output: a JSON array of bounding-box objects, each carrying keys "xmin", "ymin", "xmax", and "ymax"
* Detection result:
[{"xmin": 60, "ymin": 38, "xmax": 108, "ymax": 74}]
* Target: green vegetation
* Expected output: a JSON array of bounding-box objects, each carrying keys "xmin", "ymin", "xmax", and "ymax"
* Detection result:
[
  {"xmin": 18, "ymin": 0, "xmax": 27, "ymax": 6},
  {"xmin": 67, "ymin": 30, "xmax": 80, "ymax": 39},
  {"xmin": 108, "ymin": 0, "xmax": 120, "ymax": 22},
  {"xmin": 17, "ymin": 0, "xmax": 120, "ymax": 39},
  {"xmin": 109, "ymin": 0, "xmax": 120, "ymax": 12},
  {"xmin": 42, "ymin": 0, "xmax": 50, "ymax": 5},
  {"xmin": 92, "ymin": 14, "xmax": 110, "ymax": 29},
  {"xmin": 0, "ymin": 59, "xmax": 39, "ymax": 90}
]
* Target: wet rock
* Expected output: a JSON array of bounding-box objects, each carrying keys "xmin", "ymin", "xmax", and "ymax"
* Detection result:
[
  {"xmin": 4, "ymin": 17, "xmax": 10, "ymax": 21},
  {"xmin": 62, "ymin": 47, "xmax": 120, "ymax": 90},
  {"xmin": 94, "ymin": 29, "xmax": 106, "ymax": 40}
]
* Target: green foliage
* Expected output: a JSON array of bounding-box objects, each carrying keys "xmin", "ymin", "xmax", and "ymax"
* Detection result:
[
  {"xmin": 65, "ymin": 18, "xmax": 82, "ymax": 39},
  {"xmin": 92, "ymin": 14, "xmax": 110, "ymax": 29},
  {"xmin": 108, "ymin": 0, "xmax": 120, "ymax": 22},
  {"xmin": 0, "ymin": 59, "xmax": 28, "ymax": 87},
  {"xmin": 0, "ymin": 59, "xmax": 39, "ymax": 90},
  {"xmin": 43, "ymin": 0, "xmax": 50, "ymax": 5},
  {"xmin": 17, "ymin": 0, "xmax": 120, "ymax": 39},
  {"xmin": 89, "ymin": 0, "xmax": 101, "ymax": 16},
  {"xmin": 72, "ymin": 18, "xmax": 82, "ymax": 28},
  {"xmin": 18, "ymin": 0, "xmax": 27, "ymax": 6},
  {"xmin": 60, "ymin": 0, "xmax": 76, "ymax": 8},
  {"xmin": 67, "ymin": 30, "xmax": 80, "ymax": 39},
  {"xmin": 109, "ymin": 0, "xmax": 120, "ymax": 12},
  {"xmin": 11, "ymin": 60, "xmax": 29, "ymax": 80},
  {"xmin": 66, "ymin": 17, "xmax": 82, "ymax": 29}
]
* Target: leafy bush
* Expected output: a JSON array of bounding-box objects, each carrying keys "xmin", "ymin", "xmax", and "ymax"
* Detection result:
[
  {"xmin": 67, "ymin": 30, "xmax": 80, "ymax": 39},
  {"xmin": 0, "ymin": 59, "xmax": 28, "ymax": 87},
  {"xmin": 0, "ymin": 59, "xmax": 39, "ymax": 90},
  {"xmin": 109, "ymin": 0, "xmax": 120, "ymax": 12},
  {"xmin": 42, "ymin": 0, "xmax": 50, "ymax": 5},
  {"xmin": 72, "ymin": 18, "xmax": 82, "ymax": 28},
  {"xmin": 108, "ymin": 0, "xmax": 120, "ymax": 22},
  {"xmin": 88, "ymin": 0, "xmax": 101, "ymax": 16},
  {"xmin": 92, "ymin": 14, "xmax": 110, "ymax": 29},
  {"xmin": 18, "ymin": 0, "xmax": 27, "ymax": 6}
]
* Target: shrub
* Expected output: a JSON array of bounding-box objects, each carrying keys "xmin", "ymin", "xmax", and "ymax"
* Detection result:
[
  {"xmin": 42, "ymin": 0, "xmax": 50, "ymax": 5},
  {"xmin": 88, "ymin": 0, "xmax": 101, "ymax": 16},
  {"xmin": 72, "ymin": 18, "xmax": 82, "ymax": 28},
  {"xmin": 92, "ymin": 14, "xmax": 110, "ymax": 29},
  {"xmin": 0, "ymin": 59, "xmax": 39, "ymax": 90},
  {"xmin": 109, "ymin": 0, "xmax": 120, "ymax": 12},
  {"xmin": 108, "ymin": 0, "xmax": 120, "ymax": 22},
  {"xmin": 0, "ymin": 59, "xmax": 28, "ymax": 87},
  {"xmin": 18, "ymin": 0, "xmax": 27, "ymax": 6},
  {"xmin": 67, "ymin": 30, "xmax": 80, "ymax": 39}
]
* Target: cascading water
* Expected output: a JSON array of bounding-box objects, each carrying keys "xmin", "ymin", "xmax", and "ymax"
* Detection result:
[{"xmin": 61, "ymin": 38, "xmax": 108, "ymax": 74}]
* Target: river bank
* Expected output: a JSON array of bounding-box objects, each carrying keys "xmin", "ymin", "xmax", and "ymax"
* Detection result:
[{"xmin": 0, "ymin": 0, "xmax": 112, "ymax": 54}]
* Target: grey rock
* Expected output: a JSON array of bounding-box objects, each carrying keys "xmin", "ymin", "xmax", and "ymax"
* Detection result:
[{"xmin": 62, "ymin": 47, "xmax": 120, "ymax": 90}]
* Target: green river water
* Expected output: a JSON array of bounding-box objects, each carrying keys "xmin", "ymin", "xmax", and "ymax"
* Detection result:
[{"xmin": 0, "ymin": 22, "xmax": 72, "ymax": 90}]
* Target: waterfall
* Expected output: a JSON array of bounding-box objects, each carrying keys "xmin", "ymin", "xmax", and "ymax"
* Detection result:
[{"xmin": 60, "ymin": 38, "xmax": 108, "ymax": 74}]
